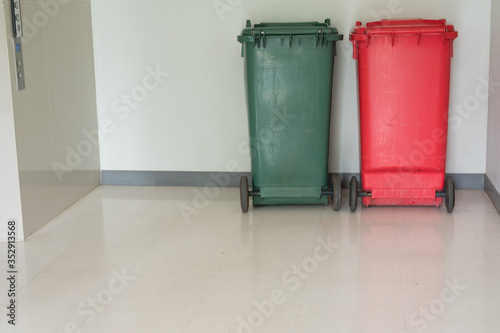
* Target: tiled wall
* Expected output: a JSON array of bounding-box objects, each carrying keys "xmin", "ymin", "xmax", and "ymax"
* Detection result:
[
  {"xmin": 487, "ymin": 0, "xmax": 500, "ymax": 193},
  {"xmin": 7, "ymin": 0, "xmax": 99, "ymax": 238},
  {"xmin": 0, "ymin": 1, "xmax": 23, "ymax": 241}
]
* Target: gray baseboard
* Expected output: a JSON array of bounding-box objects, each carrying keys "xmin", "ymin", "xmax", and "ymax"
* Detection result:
[
  {"xmin": 101, "ymin": 170, "xmax": 252, "ymax": 187},
  {"xmin": 101, "ymin": 170, "xmax": 484, "ymax": 190},
  {"xmin": 485, "ymin": 175, "xmax": 500, "ymax": 215},
  {"xmin": 448, "ymin": 173, "xmax": 484, "ymax": 190}
]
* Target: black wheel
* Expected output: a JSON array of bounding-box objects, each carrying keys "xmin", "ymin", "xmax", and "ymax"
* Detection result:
[
  {"xmin": 240, "ymin": 176, "xmax": 249, "ymax": 213},
  {"xmin": 445, "ymin": 176, "xmax": 455, "ymax": 213},
  {"xmin": 349, "ymin": 176, "xmax": 358, "ymax": 213},
  {"xmin": 332, "ymin": 174, "xmax": 342, "ymax": 211}
]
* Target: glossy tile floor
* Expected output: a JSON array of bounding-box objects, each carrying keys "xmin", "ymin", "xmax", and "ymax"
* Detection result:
[{"xmin": 1, "ymin": 186, "xmax": 500, "ymax": 333}]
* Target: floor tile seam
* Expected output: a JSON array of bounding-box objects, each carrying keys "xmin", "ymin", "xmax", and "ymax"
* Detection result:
[{"xmin": 17, "ymin": 240, "xmax": 79, "ymax": 294}]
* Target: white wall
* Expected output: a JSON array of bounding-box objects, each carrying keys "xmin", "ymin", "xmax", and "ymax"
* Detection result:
[
  {"xmin": 0, "ymin": 1, "xmax": 23, "ymax": 241},
  {"xmin": 4, "ymin": 0, "xmax": 99, "ymax": 238},
  {"xmin": 92, "ymin": 0, "xmax": 491, "ymax": 174},
  {"xmin": 487, "ymin": 0, "xmax": 500, "ymax": 190}
]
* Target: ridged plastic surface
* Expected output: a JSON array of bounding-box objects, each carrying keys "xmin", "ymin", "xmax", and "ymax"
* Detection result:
[
  {"xmin": 350, "ymin": 19, "xmax": 457, "ymax": 206},
  {"xmin": 239, "ymin": 21, "xmax": 342, "ymax": 205}
]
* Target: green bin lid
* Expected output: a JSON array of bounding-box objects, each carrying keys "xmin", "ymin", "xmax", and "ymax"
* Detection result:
[{"xmin": 237, "ymin": 19, "xmax": 343, "ymax": 44}]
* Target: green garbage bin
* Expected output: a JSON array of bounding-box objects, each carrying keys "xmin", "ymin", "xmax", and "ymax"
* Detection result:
[{"xmin": 237, "ymin": 19, "xmax": 343, "ymax": 213}]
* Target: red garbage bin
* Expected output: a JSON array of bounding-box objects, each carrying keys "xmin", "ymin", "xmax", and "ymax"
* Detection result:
[{"xmin": 349, "ymin": 19, "xmax": 458, "ymax": 213}]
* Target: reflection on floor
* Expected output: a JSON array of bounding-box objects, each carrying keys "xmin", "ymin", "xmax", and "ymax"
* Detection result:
[{"xmin": 1, "ymin": 187, "xmax": 499, "ymax": 332}]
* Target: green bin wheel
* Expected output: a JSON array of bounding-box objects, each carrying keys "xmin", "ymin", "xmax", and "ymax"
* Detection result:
[
  {"xmin": 332, "ymin": 174, "xmax": 342, "ymax": 211},
  {"xmin": 240, "ymin": 176, "xmax": 249, "ymax": 213},
  {"xmin": 445, "ymin": 176, "xmax": 455, "ymax": 213},
  {"xmin": 349, "ymin": 176, "xmax": 358, "ymax": 213}
]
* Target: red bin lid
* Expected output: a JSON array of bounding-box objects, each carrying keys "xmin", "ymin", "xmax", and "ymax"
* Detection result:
[{"xmin": 351, "ymin": 18, "xmax": 457, "ymax": 39}]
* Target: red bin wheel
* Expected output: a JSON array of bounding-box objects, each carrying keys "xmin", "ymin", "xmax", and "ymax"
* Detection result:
[
  {"xmin": 445, "ymin": 177, "xmax": 455, "ymax": 213},
  {"xmin": 349, "ymin": 176, "xmax": 358, "ymax": 213}
]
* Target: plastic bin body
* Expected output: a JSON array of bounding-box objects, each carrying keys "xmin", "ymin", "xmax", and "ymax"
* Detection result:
[
  {"xmin": 238, "ymin": 21, "xmax": 342, "ymax": 205},
  {"xmin": 350, "ymin": 19, "xmax": 457, "ymax": 207}
]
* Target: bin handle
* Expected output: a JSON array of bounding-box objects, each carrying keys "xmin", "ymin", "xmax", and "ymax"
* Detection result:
[
  {"xmin": 446, "ymin": 30, "xmax": 458, "ymax": 57},
  {"xmin": 237, "ymin": 29, "xmax": 342, "ymax": 53},
  {"xmin": 446, "ymin": 30, "xmax": 458, "ymax": 40},
  {"xmin": 254, "ymin": 29, "xmax": 260, "ymax": 49},
  {"xmin": 349, "ymin": 34, "xmax": 367, "ymax": 41},
  {"xmin": 327, "ymin": 33, "xmax": 343, "ymax": 42},
  {"xmin": 349, "ymin": 33, "xmax": 367, "ymax": 59}
]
